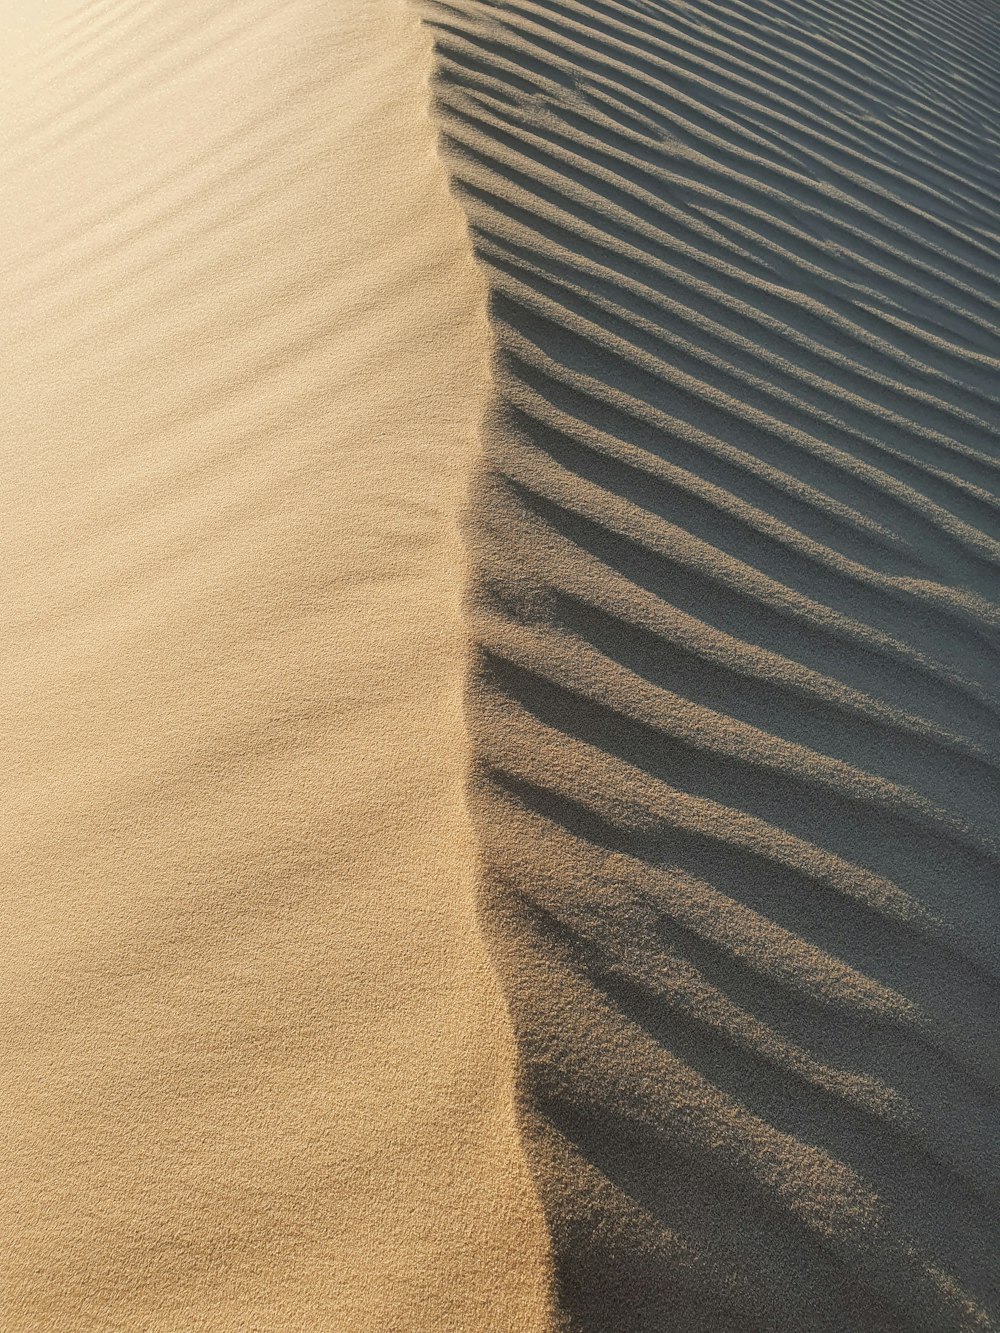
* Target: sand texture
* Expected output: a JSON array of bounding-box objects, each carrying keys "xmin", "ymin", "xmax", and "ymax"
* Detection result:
[
  {"xmin": 0, "ymin": 1, "xmax": 549, "ymax": 1329},
  {"xmin": 3, "ymin": 0, "xmax": 999, "ymax": 1327},
  {"xmin": 427, "ymin": 0, "xmax": 1000, "ymax": 1327}
]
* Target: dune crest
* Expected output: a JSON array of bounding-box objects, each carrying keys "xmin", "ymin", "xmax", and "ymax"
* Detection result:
[
  {"xmin": 427, "ymin": 0, "xmax": 1000, "ymax": 1326},
  {"xmin": 0, "ymin": 1, "xmax": 550, "ymax": 1328}
]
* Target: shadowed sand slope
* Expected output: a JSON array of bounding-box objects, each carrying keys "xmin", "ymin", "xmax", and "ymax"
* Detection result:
[
  {"xmin": 427, "ymin": 0, "xmax": 1000, "ymax": 1327},
  {"xmin": 0, "ymin": 1, "xmax": 550, "ymax": 1329}
]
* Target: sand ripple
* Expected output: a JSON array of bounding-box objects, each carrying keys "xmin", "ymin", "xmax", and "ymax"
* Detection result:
[{"xmin": 428, "ymin": 0, "xmax": 1000, "ymax": 1326}]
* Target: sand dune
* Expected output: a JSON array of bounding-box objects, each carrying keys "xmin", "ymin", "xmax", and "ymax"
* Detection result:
[
  {"xmin": 1, "ymin": 1, "xmax": 549, "ymax": 1329},
  {"xmin": 427, "ymin": 0, "xmax": 1000, "ymax": 1326},
  {"xmin": 5, "ymin": 0, "xmax": 999, "ymax": 1326}
]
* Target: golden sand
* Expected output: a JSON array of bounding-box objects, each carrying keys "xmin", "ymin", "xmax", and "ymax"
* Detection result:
[
  {"xmin": 3, "ymin": 0, "xmax": 999, "ymax": 1328},
  {"xmin": 0, "ymin": 1, "xmax": 548, "ymax": 1328}
]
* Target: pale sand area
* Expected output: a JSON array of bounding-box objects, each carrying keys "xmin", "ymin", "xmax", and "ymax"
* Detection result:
[
  {"xmin": 0, "ymin": 1, "xmax": 549, "ymax": 1330},
  {"xmin": 429, "ymin": 0, "xmax": 1000, "ymax": 1328}
]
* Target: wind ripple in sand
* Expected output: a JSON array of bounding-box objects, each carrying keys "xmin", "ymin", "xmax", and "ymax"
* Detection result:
[{"xmin": 428, "ymin": 0, "xmax": 1000, "ymax": 1327}]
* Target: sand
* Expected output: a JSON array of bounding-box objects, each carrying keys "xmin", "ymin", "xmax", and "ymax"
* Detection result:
[
  {"xmin": 428, "ymin": 0, "xmax": 1000, "ymax": 1327},
  {"xmin": 3, "ymin": 0, "xmax": 999, "ymax": 1329},
  {"xmin": 0, "ymin": 1, "xmax": 549, "ymax": 1330}
]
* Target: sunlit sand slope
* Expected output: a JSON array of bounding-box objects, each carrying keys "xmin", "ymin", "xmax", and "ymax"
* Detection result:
[
  {"xmin": 0, "ymin": 1, "xmax": 549, "ymax": 1329},
  {"xmin": 427, "ymin": 0, "xmax": 1000, "ymax": 1327}
]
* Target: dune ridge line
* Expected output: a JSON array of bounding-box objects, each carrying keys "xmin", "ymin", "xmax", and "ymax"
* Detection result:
[{"xmin": 0, "ymin": 0, "xmax": 551, "ymax": 1328}]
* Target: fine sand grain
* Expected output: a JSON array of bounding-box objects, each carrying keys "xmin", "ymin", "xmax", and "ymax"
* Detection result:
[
  {"xmin": 4, "ymin": 0, "xmax": 1000, "ymax": 1327},
  {"xmin": 427, "ymin": 0, "xmax": 1000, "ymax": 1327},
  {"xmin": 0, "ymin": 2, "xmax": 549, "ymax": 1329}
]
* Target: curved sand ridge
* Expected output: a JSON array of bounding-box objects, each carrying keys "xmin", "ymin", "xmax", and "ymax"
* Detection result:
[
  {"xmin": 0, "ymin": 1, "xmax": 549, "ymax": 1329},
  {"xmin": 427, "ymin": 0, "xmax": 1000, "ymax": 1327}
]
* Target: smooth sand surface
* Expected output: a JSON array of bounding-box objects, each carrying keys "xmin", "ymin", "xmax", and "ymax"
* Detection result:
[
  {"xmin": 0, "ymin": 1, "xmax": 549, "ymax": 1329},
  {"xmin": 428, "ymin": 0, "xmax": 1000, "ymax": 1327}
]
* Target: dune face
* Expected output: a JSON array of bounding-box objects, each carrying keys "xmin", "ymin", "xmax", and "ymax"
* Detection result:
[
  {"xmin": 427, "ymin": 0, "xmax": 1000, "ymax": 1327},
  {"xmin": 5, "ymin": 0, "xmax": 999, "ymax": 1325},
  {"xmin": 0, "ymin": 1, "xmax": 550, "ymax": 1329}
]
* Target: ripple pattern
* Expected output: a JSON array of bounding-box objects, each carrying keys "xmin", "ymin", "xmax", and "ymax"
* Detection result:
[{"xmin": 428, "ymin": 0, "xmax": 1000, "ymax": 1326}]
